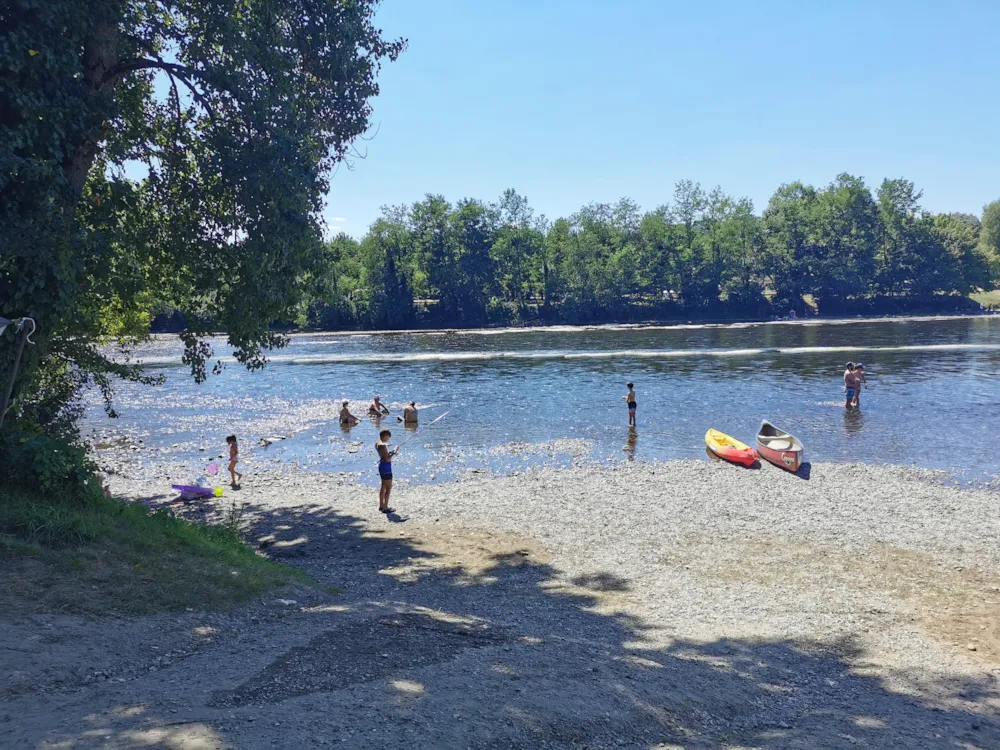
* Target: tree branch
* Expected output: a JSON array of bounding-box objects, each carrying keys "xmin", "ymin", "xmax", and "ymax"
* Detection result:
[
  {"xmin": 103, "ymin": 58, "xmax": 217, "ymax": 121},
  {"xmin": 167, "ymin": 73, "xmax": 184, "ymax": 140}
]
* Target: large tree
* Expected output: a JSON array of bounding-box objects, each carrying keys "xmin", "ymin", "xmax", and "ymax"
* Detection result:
[
  {"xmin": 981, "ymin": 200, "xmax": 1000, "ymax": 285},
  {"xmin": 359, "ymin": 220, "xmax": 414, "ymax": 329},
  {"xmin": 930, "ymin": 213, "xmax": 984, "ymax": 294},
  {"xmin": 761, "ymin": 181, "xmax": 818, "ymax": 307},
  {"xmin": 874, "ymin": 178, "xmax": 924, "ymax": 295},
  {"xmin": 491, "ymin": 189, "xmax": 543, "ymax": 310},
  {"xmin": 1, "ymin": 0, "xmax": 404, "ymax": 428},
  {"xmin": 809, "ymin": 174, "xmax": 878, "ymax": 304}
]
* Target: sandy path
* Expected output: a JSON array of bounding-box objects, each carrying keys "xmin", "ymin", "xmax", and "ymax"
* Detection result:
[{"xmin": 4, "ymin": 461, "xmax": 1000, "ymax": 748}]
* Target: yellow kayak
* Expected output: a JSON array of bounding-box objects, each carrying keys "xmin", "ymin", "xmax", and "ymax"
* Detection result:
[{"xmin": 705, "ymin": 429, "xmax": 758, "ymax": 466}]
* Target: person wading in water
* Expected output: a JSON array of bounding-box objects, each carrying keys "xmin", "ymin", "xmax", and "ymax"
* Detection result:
[
  {"xmin": 399, "ymin": 401, "xmax": 418, "ymax": 424},
  {"xmin": 843, "ymin": 363, "xmax": 858, "ymax": 408},
  {"xmin": 623, "ymin": 382, "xmax": 637, "ymax": 426},
  {"xmin": 368, "ymin": 395, "xmax": 390, "ymax": 417},
  {"xmin": 340, "ymin": 400, "xmax": 360, "ymax": 426}
]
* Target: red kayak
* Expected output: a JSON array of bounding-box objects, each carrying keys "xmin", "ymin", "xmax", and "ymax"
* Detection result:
[{"xmin": 705, "ymin": 429, "xmax": 758, "ymax": 466}]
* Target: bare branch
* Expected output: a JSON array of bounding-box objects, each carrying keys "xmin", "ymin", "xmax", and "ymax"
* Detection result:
[
  {"xmin": 359, "ymin": 121, "xmax": 382, "ymax": 142},
  {"xmin": 167, "ymin": 74, "xmax": 183, "ymax": 137}
]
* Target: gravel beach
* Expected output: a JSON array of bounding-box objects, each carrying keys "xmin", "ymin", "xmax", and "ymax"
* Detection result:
[{"xmin": 5, "ymin": 459, "xmax": 1000, "ymax": 748}]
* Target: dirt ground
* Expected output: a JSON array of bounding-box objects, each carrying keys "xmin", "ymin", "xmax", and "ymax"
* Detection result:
[{"xmin": 4, "ymin": 465, "xmax": 1000, "ymax": 749}]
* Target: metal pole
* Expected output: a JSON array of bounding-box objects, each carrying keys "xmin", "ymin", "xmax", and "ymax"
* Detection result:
[{"xmin": 0, "ymin": 326, "xmax": 28, "ymax": 431}]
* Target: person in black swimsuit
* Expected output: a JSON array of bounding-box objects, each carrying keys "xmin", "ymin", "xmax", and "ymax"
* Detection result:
[{"xmin": 624, "ymin": 382, "xmax": 637, "ymax": 426}]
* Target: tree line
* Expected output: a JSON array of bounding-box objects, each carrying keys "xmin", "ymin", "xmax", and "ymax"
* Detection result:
[{"xmin": 286, "ymin": 177, "xmax": 999, "ymax": 330}]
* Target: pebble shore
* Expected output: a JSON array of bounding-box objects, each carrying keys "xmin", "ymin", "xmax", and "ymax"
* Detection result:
[{"xmin": 10, "ymin": 458, "xmax": 1000, "ymax": 748}]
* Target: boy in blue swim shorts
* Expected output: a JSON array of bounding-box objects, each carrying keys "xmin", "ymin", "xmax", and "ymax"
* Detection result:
[
  {"xmin": 843, "ymin": 362, "xmax": 857, "ymax": 408},
  {"xmin": 376, "ymin": 428, "xmax": 398, "ymax": 514},
  {"xmin": 623, "ymin": 382, "xmax": 637, "ymax": 426}
]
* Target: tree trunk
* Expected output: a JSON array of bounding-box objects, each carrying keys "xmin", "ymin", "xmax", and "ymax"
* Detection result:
[{"xmin": 62, "ymin": 19, "xmax": 120, "ymax": 198}]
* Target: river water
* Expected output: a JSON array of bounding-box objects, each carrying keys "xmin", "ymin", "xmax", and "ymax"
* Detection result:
[{"xmin": 85, "ymin": 315, "xmax": 1000, "ymax": 486}]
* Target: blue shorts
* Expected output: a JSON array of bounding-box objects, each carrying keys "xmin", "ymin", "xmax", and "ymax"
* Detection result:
[
  {"xmin": 378, "ymin": 461, "xmax": 392, "ymax": 480},
  {"xmin": 845, "ymin": 387, "xmax": 856, "ymax": 400},
  {"xmin": 628, "ymin": 402, "xmax": 637, "ymax": 412}
]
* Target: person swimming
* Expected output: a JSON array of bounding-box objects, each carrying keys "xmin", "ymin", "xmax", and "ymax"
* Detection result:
[{"xmin": 340, "ymin": 400, "xmax": 360, "ymax": 426}]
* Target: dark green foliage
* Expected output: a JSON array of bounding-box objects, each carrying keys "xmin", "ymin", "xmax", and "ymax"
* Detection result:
[
  {"xmin": 359, "ymin": 220, "xmax": 414, "ymax": 329},
  {"xmin": 0, "ymin": 429, "xmax": 102, "ymax": 505},
  {"xmin": 309, "ymin": 179, "xmax": 996, "ymax": 328},
  {"xmin": 980, "ymin": 200, "xmax": 1000, "ymax": 285},
  {"xmin": 1, "ymin": 0, "xmax": 404, "ymax": 435}
]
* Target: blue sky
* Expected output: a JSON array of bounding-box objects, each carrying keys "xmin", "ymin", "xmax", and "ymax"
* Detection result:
[{"xmin": 324, "ymin": 0, "xmax": 999, "ymax": 236}]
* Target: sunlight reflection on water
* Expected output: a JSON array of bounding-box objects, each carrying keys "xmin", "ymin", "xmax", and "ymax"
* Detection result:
[{"xmin": 85, "ymin": 316, "xmax": 1000, "ymax": 485}]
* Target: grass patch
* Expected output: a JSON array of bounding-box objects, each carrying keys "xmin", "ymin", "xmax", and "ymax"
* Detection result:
[
  {"xmin": 0, "ymin": 488, "xmax": 307, "ymax": 615},
  {"xmin": 971, "ymin": 290, "xmax": 1000, "ymax": 307}
]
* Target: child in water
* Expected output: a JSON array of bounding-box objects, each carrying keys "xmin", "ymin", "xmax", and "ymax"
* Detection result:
[
  {"xmin": 623, "ymin": 382, "xmax": 637, "ymax": 426},
  {"xmin": 226, "ymin": 435, "xmax": 243, "ymax": 488},
  {"xmin": 852, "ymin": 363, "xmax": 865, "ymax": 407}
]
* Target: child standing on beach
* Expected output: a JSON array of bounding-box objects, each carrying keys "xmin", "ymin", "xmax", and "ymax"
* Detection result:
[
  {"xmin": 226, "ymin": 435, "xmax": 243, "ymax": 489},
  {"xmin": 375, "ymin": 429, "xmax": 398, "ymax": 514}
]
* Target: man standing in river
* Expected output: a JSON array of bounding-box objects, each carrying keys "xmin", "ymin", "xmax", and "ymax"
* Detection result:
[{"xmin": 844, "ymin": 363, "xmax": 857, "ymax": 408}]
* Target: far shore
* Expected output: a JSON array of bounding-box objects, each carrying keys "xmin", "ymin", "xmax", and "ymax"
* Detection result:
[{"xmin": 147, "ymin": 309, "xmax": 1000, "ymax": 340}]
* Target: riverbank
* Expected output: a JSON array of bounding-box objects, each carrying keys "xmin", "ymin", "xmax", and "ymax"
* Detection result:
[
  {"xmin": 0, "ymin": 487, "xmax": 305, "ymax": 616},
  {"xmin": 5, "ymin": 460, "xmax": 1000, "ymax": 748},
  {"xmin": 276, "ymin": 310, "xmax": 1000, "ymax": 337},
  {"xmin": 151, "ymin": 300, "xmax": 997, "ymax": 336}
]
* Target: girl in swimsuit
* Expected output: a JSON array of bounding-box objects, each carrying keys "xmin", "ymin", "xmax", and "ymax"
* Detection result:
[
  {"xmin": 226, "ymin": 435, "xmax": 243, "ymax": 488},
  {"xmin": 375, "ymin": 428, "xmax": 398, "ymax": 514}
]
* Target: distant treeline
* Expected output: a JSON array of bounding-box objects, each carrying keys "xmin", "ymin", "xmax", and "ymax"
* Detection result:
[{"xmin": 155, "ymin": 176, "xmax": 1000, "ymax": 332}]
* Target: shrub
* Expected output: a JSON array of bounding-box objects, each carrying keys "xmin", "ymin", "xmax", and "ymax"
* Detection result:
[{"xmin": 0, "ymin": 429, "xmax": 102, "ymax": 506}]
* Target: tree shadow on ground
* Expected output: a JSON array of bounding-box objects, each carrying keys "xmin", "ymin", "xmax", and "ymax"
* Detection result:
[
  {"xmin": 17, "ymin": 498, "xmax": 1000, "ymax": 749},
  {"xmin": 224, "ymin": 501, "xmax": 1000, "ymax": 749}
]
